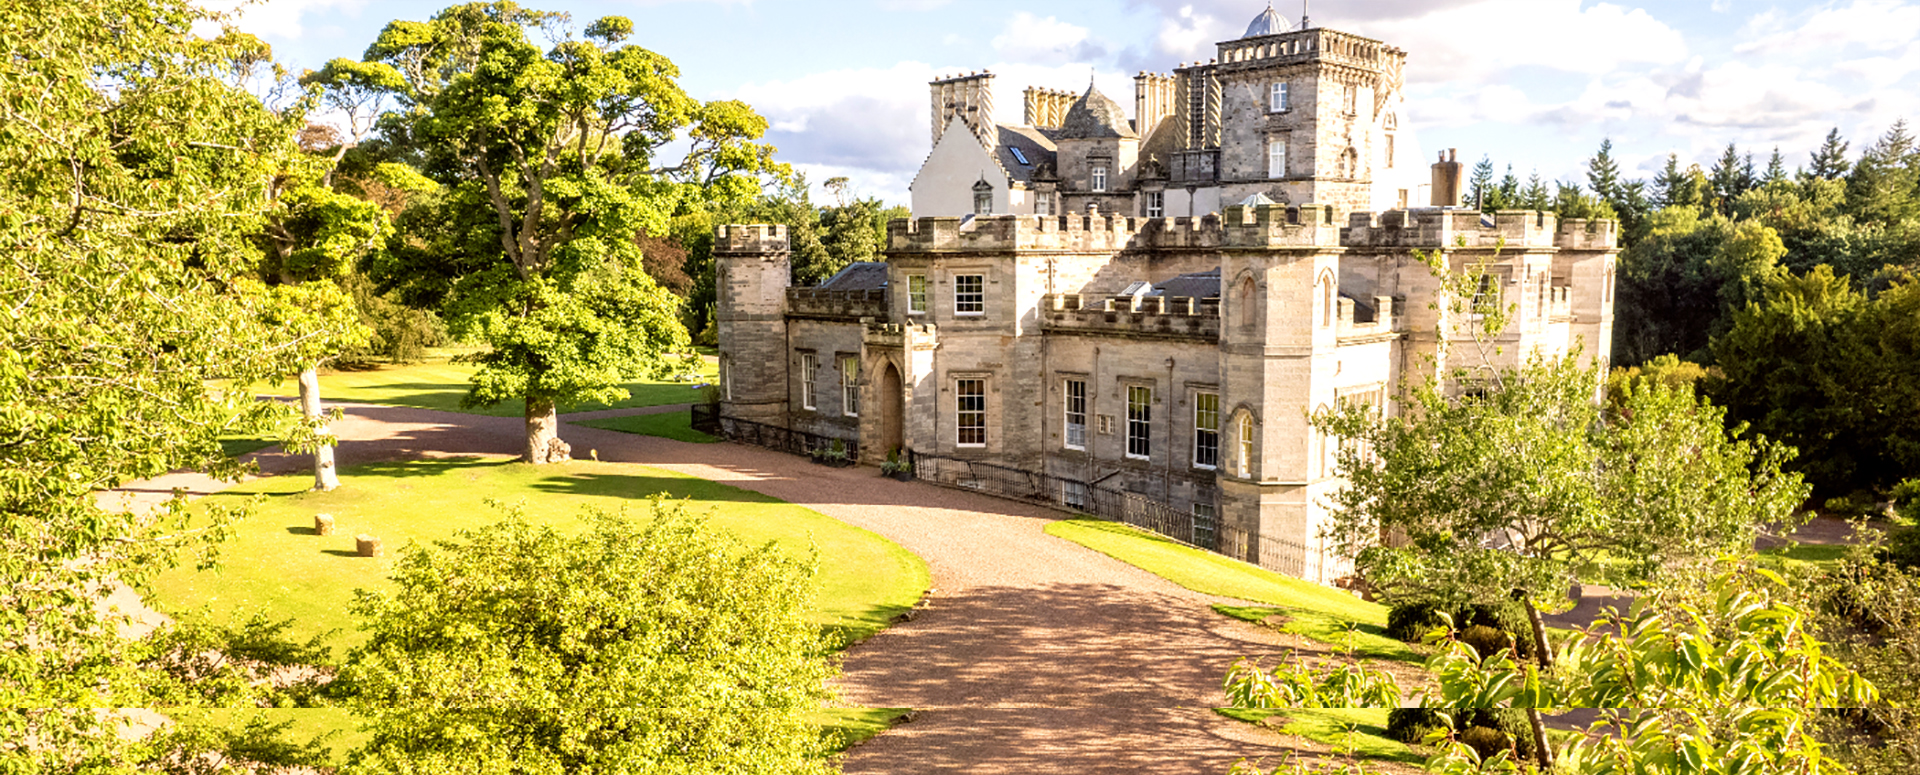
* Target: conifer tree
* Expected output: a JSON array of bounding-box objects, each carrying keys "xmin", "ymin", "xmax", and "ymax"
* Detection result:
[
  {"xmin": 1586, "ymin": 138, "xmax": 1623, "ymax": 203},
  {"xmin": 1652, "ymin": 153, "xmax": 1689, "ymax": 208},
  {"xmin": 1522, "ymin": 172, "xmax": 1552, "ymax": 211},
  {"xmin": 1469, "ymin": 155, "xmax": 1497, "ymax": 212},
  {"xmin": 1846, "ymin": 119, "xmax": 1920, "ymax": 225},
  {"xmin": 1496, "ymin": 165, "xmax": 1522, "ymax": 210},
  {"xmin": 1810, "ymin": 127, "xmax": 1853, "ymax": 180},
  {"xmin": 1710, "ymin": 143, "xmax": 1750, "ymax": 215},
  {"xmin": 1766, "ymin": 146, "xmax": 1789, "ymax": 185}
]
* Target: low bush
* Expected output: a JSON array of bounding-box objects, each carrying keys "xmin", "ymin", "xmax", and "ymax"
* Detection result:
[
  {"xmin": 1384, "ymin": 708, "xmax": 1534, "ymax": 760},
  {"xmin": 1384, "ymin": 601, "xmax": 1534, "ymax": 661}
]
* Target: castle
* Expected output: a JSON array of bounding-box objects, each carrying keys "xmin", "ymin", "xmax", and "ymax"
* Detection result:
[{"xmin": 714, "ymin": 5, "xmax": 1618, "ymax": 581}]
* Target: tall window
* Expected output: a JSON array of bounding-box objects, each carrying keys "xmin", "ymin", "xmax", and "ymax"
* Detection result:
[
  {"xmin": 1035, "ymin": 192, "xmax": 1053, "ymax": 215},
  {"xmin": 1194, "ymin": 393, "xmax": 1220, "ymax": 469},
  {"xmin": 1192, "ymin": 502, "xmax": 1217, "ymax": 548},
  {"xmin": 1385, "ymin": 134, "xmax": 1396, "ymax": 168},
  {"xmin": 841, "ymin": 356, "xmax": 860, "ymax": 417},
  {"xmin": 1321, "ymin": 275, "xmax": 1336, "ymax": 327},
  {"xmin": 1344, "ymin": 83, "xmax": 1357, "ymax": 115},
  {"xmin": 974, "ymin": 190, "xmax": 993, "ymax": 216},
  {"xmin": 1269, "ymin": 81, "xmax": 1290, "ymax": 113},
  {"xmin": 1145, "ymin": 192, "xmax": 1165, "ymax": 218},
  {"xmin": 800, "ymin": 353, "xmax": 817, "ymax": 410},
  {"xmin": 1126, "ymin": 385, "xmax": 1152, "ymax": 460},
  {"xmin": 957, "ymin": 379, "xmax": 986, "ymax": 447},
  {"xmin": 1268, "ymin": 139, "xmax": 1287, "ymax": 179},
  {"xmin": 908, "ymin": 274, "xmax": 928, "ymax": 315},
  {"xmin": 1237, "ymin": 414, "xmax": 1255, "ymax": 477},
  {"xmin": 1064, "ymin": 379, "xmax": 1088, "ymax": 450},
  {"xmin": 1091, "ymin": 164, "xmax": 1109, "ymax": 192},
  {"xmin": 1472, "ymin": 273, "xmax": 1500, "ymax": 316},
  {"xmin": 955, "ymin": 274, "xmax": 985, "ymax": 316}
]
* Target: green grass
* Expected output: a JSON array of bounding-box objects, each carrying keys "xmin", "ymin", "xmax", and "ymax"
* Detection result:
[
  {"xmin": 1214, "ymin": 605, "xmax": 1424, "ymax": 663},
  {"xmin": 1759, "ymin": 542, "xmax": 1850, "ymax": 570},
  {"xmin": 255, "ymin": 351, "xmax": 717, "ymax": 418},
  {"xmin": 1044, "ymin": 519, "xmax": 1416, "ymax": 660},
  {"xmin": 574, "ymin": 410, "xmax": 720, "ymax": 444},
  {"xmin": 1216, "ymin": 708, "xmax": 1422, "ymax": 764},
  {"xmin": 814, "ymin": 708, "xmax": 912, "ymax": 753},
  {"xmin": 219, "ymin": 436, "xmax": 280, "ymax": 458},
  {"xmin": 152, "ymin": 457, "xmax": 930, "ymax": 651}
]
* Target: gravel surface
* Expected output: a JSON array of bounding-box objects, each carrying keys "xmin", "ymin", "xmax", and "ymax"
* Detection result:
[{"xmin": 113, "ymin": 403, "xmax": 1319, "ymax": 773}]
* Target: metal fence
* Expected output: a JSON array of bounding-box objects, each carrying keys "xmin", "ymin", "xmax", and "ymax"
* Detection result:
[
  {"xmin": 691, "ymin": 406, "xmax": 861, "ymax": 462},
  {"xmin": 908, "ymin": 452, "xmax": 1331, "ymax": 582}
]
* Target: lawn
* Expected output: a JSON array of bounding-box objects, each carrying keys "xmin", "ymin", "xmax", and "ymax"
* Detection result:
[
  {"xmin": 152, "ymin": 457, "xmax": 930, "ymax": 651},
  {"xmin": 1215, "ymin": 708, "xmax": 1422, "ymax": 765},
  {"xmin": 574, "ymin": 410, "xmax": 720, "ymax": 444},
  {"xmin": 253, "ymin": 350, "xmax": 717, "ymax": 418},
  {"xmin": 1044, "ymin": 519, "xmax": 1418, "ymax": 660}
]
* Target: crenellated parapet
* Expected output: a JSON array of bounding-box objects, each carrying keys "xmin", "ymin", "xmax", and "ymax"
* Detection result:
[
  {"xmin": 1341, "ymin": 209, "xmax": 1619, "ymax": 252},
  {"xmin": 888, "ymin": 214, "xmax": 1142, "ymax": 254},
  {"xmin": 1221, "ymin": 203, "xmax": 1343, "ymax": 250},
  {"xmin": 715, "ymin": 224, "xmax": 790, "ymax": 255},
  {"xmin": 1042, "ymin": 293, "xmax": 1222, "ymax": 341},
  {"xmin": 786, "ymin": 288, "xmax": 888, "ymax": 320},
  {"xmin": 1337, "ymin": 296, "xmax": 1400, "ymax": 343}
]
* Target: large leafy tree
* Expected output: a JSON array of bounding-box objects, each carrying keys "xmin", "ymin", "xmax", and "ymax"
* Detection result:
[
  {"xmin": 0, "ymin": 0, "xmax": 330, "ymax": 764},
  {"xmin": 338, "ymin": 501, "xmax": 836, "ymax": 774},
  {"xmin": 359, "ymin": 2, "xmax": 783, "ymax": 462},
  {"xmin": 1709, "ymin": 268, "xmax": 1920, "ymax": 498}
]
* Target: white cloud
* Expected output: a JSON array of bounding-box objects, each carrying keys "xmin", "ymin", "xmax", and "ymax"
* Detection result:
[
  {"xmin": 1150, "ymin": 4, "xmax": 1236, "ymax": 63},
  {"xmin": 991, "ymin": 12, "xmax": 1108, "ymax": 65},
  {"xmin": 1736, "ymin": 0, "xmax": 1920, "ymax": 54},
  {"xmin": 1364, "ymin": 0, "xmax": 1688, "ymax": 84},
  {"xmin": 199, "ymin": 0, "xmax": 370, "ymax": 40}
]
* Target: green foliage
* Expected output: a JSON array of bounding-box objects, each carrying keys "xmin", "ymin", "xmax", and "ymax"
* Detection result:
[
  {"xmin": 1317, "ymin": 354, "xmax": 1806, "ymax": 622},
  {"xmin": 1384, "ymin": 602, "xmax": 1533, "ymax": 661},
  {"xmin": 0, "ymin": 0, "xmax": 340, "ymax": 762},
  {"xmin": 1223, "ymin": 655, "xmax": 1402, "ymax": 710},
  {"xmin": 1603, "ymin": 354, "xmax": 1709, "ymax": 410},
  {"xmin": 1709, "ymin": 269, "xmax": 1920, "ymax": 497},
  {"xmin": 338, "ymin": 499, "xmax": 836, "ymax": 774},
  {"xmin": 1613, "ymin": 206, "xmax": 1788, "ymax": 364},
  {"xmin": 1811, "ymin": 548, "xmax": 1920, "ymax": 775}
]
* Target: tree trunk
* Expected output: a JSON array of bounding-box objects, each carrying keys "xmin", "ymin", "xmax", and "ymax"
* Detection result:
[
  {"xmin": 524, "ymin": 396, "xmax": 567, "ymax": 464},
  {"xmin": 300, "ymin": 367, "xmax": 340, "ymax": 492},
  {"xmin": 1526, "ymin": 707, "xmax": 1555, "ymax": 772},
  {"xmin": 1521, "ymin": 595, "xmax": 1557, "ymax": 771}
]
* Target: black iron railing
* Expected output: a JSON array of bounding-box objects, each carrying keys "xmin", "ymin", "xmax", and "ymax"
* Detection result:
[{"xmin": 907, "ymin": 452, "xmax": 1330, "ymax": 582}]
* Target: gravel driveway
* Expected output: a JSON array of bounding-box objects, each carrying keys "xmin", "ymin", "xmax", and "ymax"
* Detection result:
[{"xmin": 123, "ymin": 403, "xmax": 1344, "ymax": 773}]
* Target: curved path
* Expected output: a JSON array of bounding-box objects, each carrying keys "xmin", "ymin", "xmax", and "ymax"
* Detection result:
[{"xmin": 131, "ymin": 403, "xmax": 1326, "ymax": 773}]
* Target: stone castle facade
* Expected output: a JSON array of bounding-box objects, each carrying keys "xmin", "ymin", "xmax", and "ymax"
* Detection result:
[{"xmin": 715, "ymin": 7, "xmax": 1619, "ymax": 581}]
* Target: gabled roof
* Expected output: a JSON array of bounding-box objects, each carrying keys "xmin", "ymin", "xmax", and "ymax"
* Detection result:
[{"xmin": 815, "ymin": 262, "xmax": 889, "ymax": 292}]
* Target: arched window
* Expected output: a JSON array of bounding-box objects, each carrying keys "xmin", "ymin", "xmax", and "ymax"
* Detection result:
[
  {"xmin": 1236, "ymin": 413, "xmax": 1256, "ymax": 478},
  {"xmin": 1235, "ymin": 275, "xmax": 1258, "ymax": 336},
  {"xmin": 719, "ymin": 355, "xmax": 732, "ymax": 401},
  {"xmin": 1320, "ymin": 274, "xmax": 1336, "ymax": 328}
]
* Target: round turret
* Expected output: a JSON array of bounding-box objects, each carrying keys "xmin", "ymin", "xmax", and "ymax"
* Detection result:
[
  {"xmin": 1243, "ymin": 4, "xmax": 1292, "ymax": 38},
  {"xmin": 1058, "ymin": 83, "xmax": 1137, "ymax": 140}
]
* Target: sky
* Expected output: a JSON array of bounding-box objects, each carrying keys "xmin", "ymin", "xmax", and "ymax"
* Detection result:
[{"xmin": 221, "ymin": 0, "xmax": 1920, "ymax": 206}]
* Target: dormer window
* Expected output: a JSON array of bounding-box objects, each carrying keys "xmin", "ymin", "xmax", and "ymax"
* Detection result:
[
  {"xmin": 1091, "ymin": 164, "xmax": 1109, "ymax": 192},
  {"xmin": 973, "ymin": 178, "xmax": 994, "ymax": 215},
  {"xmin": 1269, "ymin": 82, "xmax": 1290, "ymax": 113}
]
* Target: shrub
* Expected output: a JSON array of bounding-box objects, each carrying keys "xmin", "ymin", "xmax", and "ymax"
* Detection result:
[
  {"xmin": 1386, "ymin": 708, "xmax": 1449, "ymax": 744},
  {"xmin": 1459, "ymin": 725, "xmax": 1513, "ymax": 760},
  {"xmin": 1461, "ymin": 709, "xmax": 1536, "ymax": 760},
  {"xmin": 1386, "ymin": 602, "xmax": 1447, "ymax": 642}
]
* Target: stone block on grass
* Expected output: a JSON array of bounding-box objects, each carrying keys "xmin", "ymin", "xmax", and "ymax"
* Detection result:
[
  {"xmin": 356, "ymin": 534, "xmax": 382, "ymax": 558},
  {"xmin": 315, "ymin": 514, "xmax": 336, "ymax": 536}
]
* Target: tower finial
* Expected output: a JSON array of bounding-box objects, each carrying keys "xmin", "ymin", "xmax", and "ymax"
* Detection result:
[{"xmin": 1301, "ymin": 0, "xmax": 1310, "ymax": 29}]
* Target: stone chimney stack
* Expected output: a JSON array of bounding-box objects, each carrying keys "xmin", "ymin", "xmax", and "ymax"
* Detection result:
[
  {"xmin": 931, "ymin": 72, "xmax": 996, "ymax": 147},
  {"xmin": 1134, "ymin": 72, "xmax": 1177, "ymax": 140},
  {"xmin": 1431, "ymin": 149, "xmax": 1463, "ymax": 208},
  {"xmin": 1024, "ymin": 86, "xmax": 1076, "ymax": 129}
]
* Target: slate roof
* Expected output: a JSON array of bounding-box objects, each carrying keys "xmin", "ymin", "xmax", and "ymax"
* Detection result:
[
  {"xmin": 815, "ymin": 262, "xmax": 889, "ymax": 292},
  {"xmin": 1059, "ymin": 84, "xmax": 1138, "ymax": 140},
  {"xmin": 995, "ymin": 125, "xmax": 1060, "ymax": 185},
  {"xmin": 1147, "ymin": 268, "xmax": 1221, "ymax": 299}
]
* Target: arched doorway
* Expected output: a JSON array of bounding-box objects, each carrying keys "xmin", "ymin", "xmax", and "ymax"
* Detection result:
[{"xmin": 881, "ymin": 362, "xmax": 904, "ymax": 454}]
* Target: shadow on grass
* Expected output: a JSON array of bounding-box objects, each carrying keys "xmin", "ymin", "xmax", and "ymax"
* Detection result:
[
  {"xmin": 286, "ymin": 527, "xmax": 319, "ymax": 536},
  {"xmin": 1213, "ymin": 604, "xmax": 1422, "ymax": 663},
  {"xmin": 527, "ymin": 471, "xmax": 778, "ymax": 505},
  {"xmin": 336, "ymin": 457, "xmax": 519, "ymax": 481},
  {"xmin": 320, "ymin": 550, "xmax": 370, "ymax": 558}
]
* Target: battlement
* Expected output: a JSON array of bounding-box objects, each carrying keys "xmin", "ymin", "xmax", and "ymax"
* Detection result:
[
  {"xmin": 1341, "ymin": 210, "xmax": 1618, "ymax": 252},
  {"xmin": 888, "ymin": 214, "xmax": 1143, "ymax": 254},
  {"xmin": 1221, "ymin": 203, "xmax": 1343, "ymax": 249},
  {"xmin": 1042, "ymin": 293, "xmax": 1221, "ymax": 341},
  {"xmin": 715, "ymin": 224, "xmax": 790, "ymax": 255},
  {"xmin": 786, "ymin": 287, "xmax": 888, "ymax": 320},
  {"xmin": 1337, "ymin": 296, "xmax": 1400, "ymax": 343}
]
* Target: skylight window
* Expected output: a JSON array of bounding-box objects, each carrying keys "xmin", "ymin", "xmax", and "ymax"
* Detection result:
[{"xmin": 1009, "ymin": 147, "xmax": 1031, "ymax": 166}]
